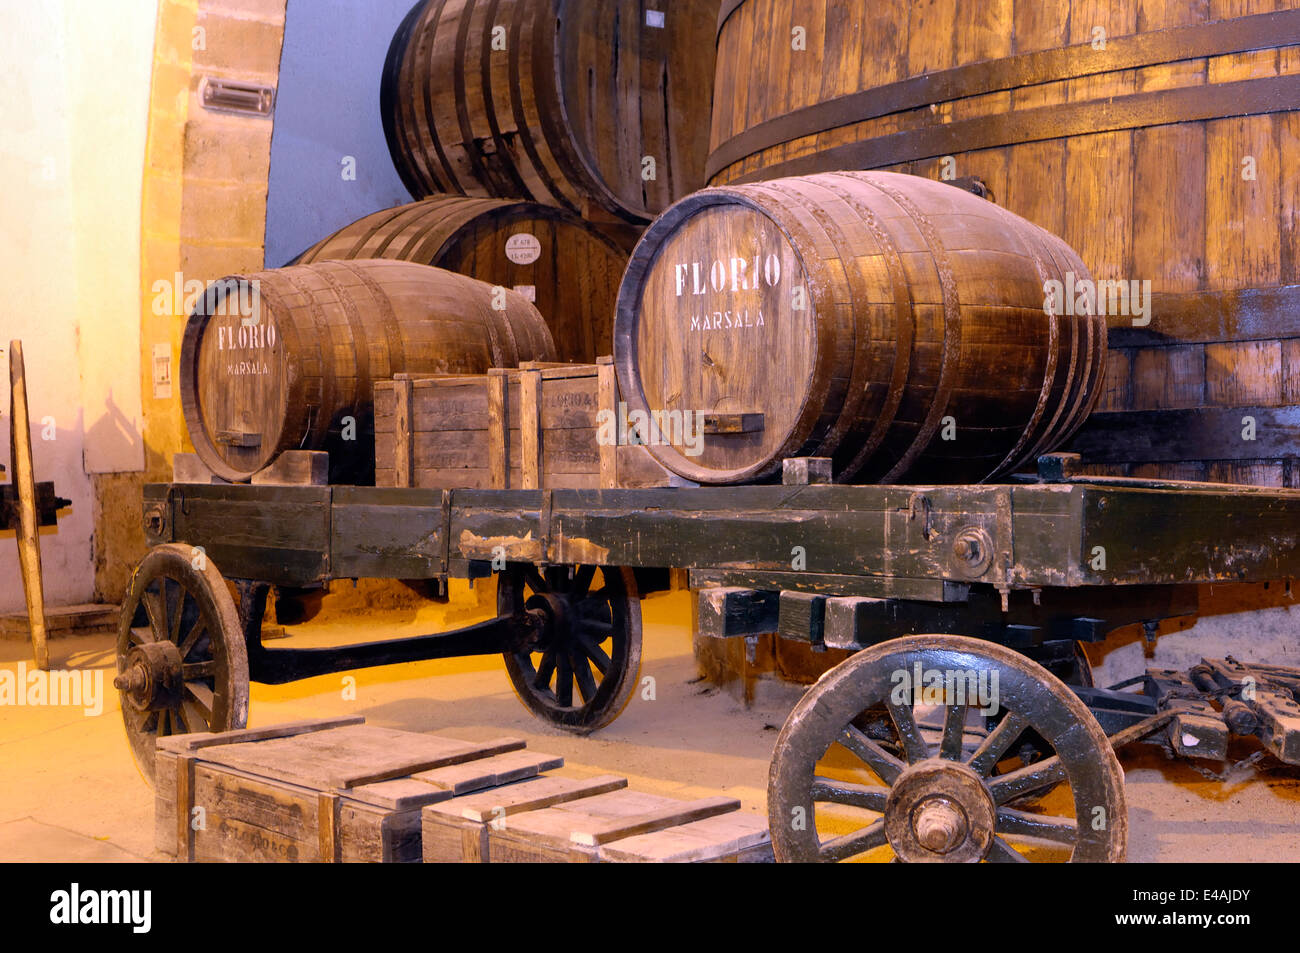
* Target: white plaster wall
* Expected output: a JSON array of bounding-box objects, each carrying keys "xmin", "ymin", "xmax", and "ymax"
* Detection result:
[{"xmin": 0, "ymin": 1, "xmax": 154, "ymax": 613}]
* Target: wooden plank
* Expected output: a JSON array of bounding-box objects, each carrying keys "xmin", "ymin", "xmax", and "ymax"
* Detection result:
[
  {"xmin": 597, "ymin": 811, "xmax": 772, "ymax": 863},
  {"xmin": 520, "ymin": 368, "xmax": 542, "ymax": 489},
  {"xmin": 393, "ymin": 376, "xmax": 414, "ymax": 488},
  {"xmin": 568, "ymin": 796, "xmax": 741, "ymax": 846},
  {"xmin": 408, "ymin": 749, "xmax": 564, "ymax": 796},
  {"xmin": 8, "ymin": 340, "xmax": 48, "ymax": 670},
  {"xmin": 488, "ymin": 371, "xmax": 508, "ymax": 489},
  {"xmin": 421, "ymin": 774, "xmax": 628, "ymax": 863},
  {"xmin": 597, "ymin": 357, "xmax": 617, "ymax": 488},
  {"xmin": 156, "ymin": 716, "xmax": 367, "ymax": 755}
]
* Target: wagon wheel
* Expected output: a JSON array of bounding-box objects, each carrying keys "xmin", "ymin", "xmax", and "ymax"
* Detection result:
[
  {"xmin": 116, "ymin": 543, "xmax": 249, "ymax": 785},
  {"xmin": 498, "ymin": 564, "xmax": 641, "ymax": 734},
  {"xmin": 768, "ymin": 634, "xmax": 1126, "ymax": 863}
]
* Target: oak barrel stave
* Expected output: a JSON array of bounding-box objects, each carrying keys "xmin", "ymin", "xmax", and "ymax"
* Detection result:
[
  {"xmin": 613, "ymin": 171, "xmax": 1105, "ymax": 485},
  {"xmin": 383, "ymin": 0, "xmax": 718, "ymax": 222},
  {"xmin": 709, "ymin": 0, "xmax": 1300, "ymax": 486},
  {"xmin": 180, "ymin": 259, "xmax": 556, "ymax": 484}
]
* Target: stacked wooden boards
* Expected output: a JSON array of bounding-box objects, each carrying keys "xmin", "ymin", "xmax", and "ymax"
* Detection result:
[
  {"xmin": 708, "ymin": 0, "xmax": 1300, "ymax": 486},
  {"xmin": 382, "ymin": 0, "xmax": 718, "ymax": 222},
  {"xmin": 154, "ymin": 716, "xmax": 772, "ymax": 863},
  {"xmin": 613, "ymin": 170, "xmax": 1106, "ymax": 485},
  {"xmin": 178, "ymin": 260, "xmax": 555, "ymax": 484},
  {"xmin": 295, "ymin": 196, "xmax": 628, "ymax": 364},
  {"xmin": 373, "ymin": 359, "xmax": 676, "ymax": 489}
]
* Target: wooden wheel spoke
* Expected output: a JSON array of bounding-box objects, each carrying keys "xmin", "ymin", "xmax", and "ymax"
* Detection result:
[
  {"xmin": 840, "ymin": 724, "xmax": 905, "ymax": 785},
  {"xmin": 182, "ymin": 699, "xmax": 211, "ymax": 733},
  {"xmin": 988, "ymin": 755, "xmax": 1068, "ymax": 805},
  {"xmin": 555, "ymin": 651, "xmax": 573, "ymax": 706},
  {"xmin": 571, "ymin": 565, "xmax": 596, "ymax": 596},
  {"xmin": 580, "ymin": 618, "xmax": 614, "ymax": 637},
  {"xmin": 140, "ymin": 710, "xmax": 159, "ymax": 734},
  {"xmin": 885, "ymin": 700, "xmax": 930, "ymax": 764},
  {"xmin": 185, "ymin": 681, "xmax": 215, "ymax": 720},
  {"xmin": 182, "ymin": 660, "xmax": 215, "ymax": 680},
  {"xmin": 818, "ymin": 819, "xmax": 887, "ymax": 862},
  {"xmin": 575, "ymin": 632, "xmax": 612, "ymax": 675},
  {"xmin": 141, "ymin": 589, "xmax": 167, "ymax": 639},
  {"xmin": 968, "ymin": 710, "xmax": 1030, "ymax": 776},
  {"xmin": 129, "ymin": 626, "xmax": 155, "ymax": 646},
  {"xmin": 178, "ymin": 618, "xmax": 207, "ymax": 660},
  {"xmin": 169, "ymin": 581, "xmax": 186, "ymax": 643},
  {"xmin": 985, "ymin": 836, "xmax": 1031, "ymax": 863},
  {"xmin": 996, "ymin": 807, "xmax": 1079, "ymax": 846},
  {"xmin": 572, "ymin": 651, "xmax": 599, "ymax": 703},
  {"xmin": 534, "ymin": 649, "xmax": 557, "ymax": 690},
  {"xmin": 940, "ymin": 704, "xmax": 967, "ymax": 761},
  {"xmin": 524, "ymin": 565, "xmax": 549, "ymax": 595},
  {"xmin": 810, "ymin": 776, "xmax": 888, "ymax": 812}
]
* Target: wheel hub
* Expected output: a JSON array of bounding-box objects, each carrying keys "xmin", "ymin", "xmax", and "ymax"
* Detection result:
[
  {"xmin": 885, "ymin": 758, "xmax": 996, "ymax": 862},
  {"xmin": 114, "ymin": 640, "xmax": 183, "ymax": 712}
]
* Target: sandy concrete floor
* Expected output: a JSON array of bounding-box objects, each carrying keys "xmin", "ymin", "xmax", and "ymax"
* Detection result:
[{"xmin": 0, "ymin": 586, "xmax": 1297, "ymax": 863}]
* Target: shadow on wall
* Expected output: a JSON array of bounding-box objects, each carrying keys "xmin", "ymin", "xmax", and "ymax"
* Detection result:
[{"xmin": 264, "ymin": 0, "xmax": 417, "ymax": 267}]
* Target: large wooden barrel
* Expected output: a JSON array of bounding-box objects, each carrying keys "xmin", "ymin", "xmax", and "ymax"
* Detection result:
[
  {"xmin": 613, "ymin": 171, "xmax": 1106, "ymax": 485},
  {"xmin": 709, "ymin": 0, "xmax": 1300, "ymax": 487},
  {"xmin": 179, "ymin": 259, "xmax": 556, "ymax": 483},
  {"xmin": 295, "ymin": 196, "xmax": 626, "ymax": 364},
  {"xmin": 382, "ymin": 0, "xmax": 718, "ymax": 222}
]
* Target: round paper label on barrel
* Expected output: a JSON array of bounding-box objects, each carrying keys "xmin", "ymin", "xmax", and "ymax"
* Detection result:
[{"xmin": 505, "ymin": 233, "xmax": 542, "ymax": 264}]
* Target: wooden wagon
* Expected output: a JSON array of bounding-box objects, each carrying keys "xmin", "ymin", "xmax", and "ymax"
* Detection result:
[{"xmin": 118, "ymin": 446, "xmax": 1300, "ymax": 863}]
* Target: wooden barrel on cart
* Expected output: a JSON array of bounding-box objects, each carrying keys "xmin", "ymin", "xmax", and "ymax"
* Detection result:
[
  {"xmin": 709, "ymin": 0, "xmax": 1300, "ymax": 487},
  {"xmin": 382, "ymin": 0, "xmax": 718, "ymax": 222},
  {"xmin": 296, "ymin": 196, "xmax": 627, "ymax": 364},
  {"xmin": 179, "ymin": 259, "xmax": 557, "ymax": 484},
  {"xmin": 613, "ymin": 171, "xmax": 1106, "ymax": 485}
]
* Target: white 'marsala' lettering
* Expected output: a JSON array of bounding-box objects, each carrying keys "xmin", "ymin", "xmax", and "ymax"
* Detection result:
[
  {"xmin": 689, "ymin": 310, "xmax": 765, "ymax": 331},
  {"xmin": 49, "ymin": 883, "xmax": 151, "ymax": 934},
  {"xmin": 674, "ymin": 253, "xmax": 782, "ymax": 296}
]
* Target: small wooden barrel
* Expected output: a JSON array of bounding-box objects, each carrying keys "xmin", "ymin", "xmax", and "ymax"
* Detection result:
[
  {"xmin": 613, "ymin": 171, "xmax": 1106, "ymax": 485},
  {"xmin": 709, "ymin": 0, "xmax": 1300, "ymax": 486},
  {"xmin": 179, "ymin": 259, "xmax": 556, "ymax": 483},
  {"xmin": 382, "ymin": 0, "xmax": 717, "ymax": 222},
  {"xmin": 296, "ymin": 196, "xmax": 627, "ymax": 364}
]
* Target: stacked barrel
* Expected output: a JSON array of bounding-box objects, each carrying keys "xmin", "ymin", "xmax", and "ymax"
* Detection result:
[{"xmin": 708, "ymin": 0, "xmax": 1300, "ymax": 487}]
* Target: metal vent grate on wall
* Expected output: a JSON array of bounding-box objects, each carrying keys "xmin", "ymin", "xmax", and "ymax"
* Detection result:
[{"xmin": 200, "ymin": 76, "xmax": 275, "ymax": 118}]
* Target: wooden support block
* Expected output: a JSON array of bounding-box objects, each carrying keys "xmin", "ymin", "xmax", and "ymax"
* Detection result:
[
  {"xmin": 823, "ymin": 596, "xmax": 890, "ymax": 650},
  {"xmin": 782, "ymin": 457, "xmax": 832, "ymax": 485},
  {"xmin": 696, "ymin": 587, "xmax": 779, "ymax": 639},
  {"xmin": 777, "ymin": 591, "xmax": 826, "ymax": 646},
  {"xmin": 251, "ymin": 451, "xmax": 329, "ymax": 486},
  {"xmin": 422, "ymin": 774, "xmax": 627, "ymax": 862}
]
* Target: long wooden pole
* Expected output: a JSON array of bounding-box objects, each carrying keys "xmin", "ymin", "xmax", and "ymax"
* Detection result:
[{"xmin": 9, "ymin": 340, "xmax": 49, "ymax": 670}]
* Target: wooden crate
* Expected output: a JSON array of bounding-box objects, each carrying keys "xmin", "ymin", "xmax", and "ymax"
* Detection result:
[
  {"xmin": 425, "ymin": 784, "xmax": 773, "ymax": 863},
  {"xmin": 374, "ymin": 358, "xmax": 675, "ymax": 490},
  {"xmin": 155, "ymin": 716, "xmax": 562, "ymax": 863}
]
